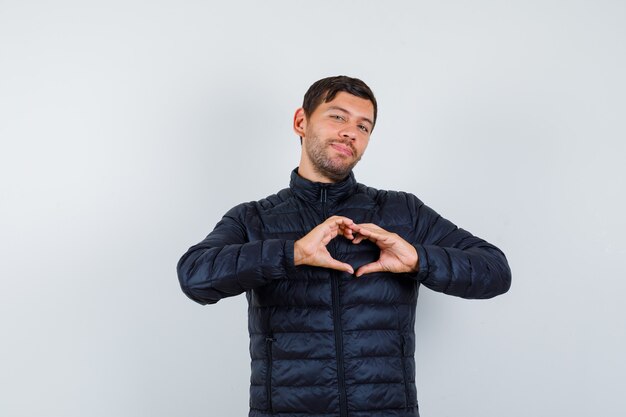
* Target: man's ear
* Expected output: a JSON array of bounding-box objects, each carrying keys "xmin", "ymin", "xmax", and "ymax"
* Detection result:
[{"xmin": 293, "ymin": 108, "xmax": 307, "ymax": 138}]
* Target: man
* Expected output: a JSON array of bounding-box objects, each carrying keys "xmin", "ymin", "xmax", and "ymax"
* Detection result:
[{"xmin": 177, "ymin": 75, "xmax": 511, "ymax": 417}]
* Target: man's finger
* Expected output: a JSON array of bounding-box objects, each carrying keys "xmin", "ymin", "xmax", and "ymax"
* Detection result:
[
  {"xmin": 326, "ymin": 258, "xmax": 354, "ymax": 275},
  {"xmin": 350, "ymin": 223, "xmax": 384, "ymax": 232},
  {"xmin": 350, "ymin": 227, "xmax": 381, "ymax": 244},
  {"xmin": 355, "ymin": 261, "xmax": 383, "ymax": 277},
  {"xmin": 327, "ymin": 216, "xmax": 354, "ymax": 227},
  {"xmin": 324, "ymin": 217, "xmax": 354, "ymax": 238},
  {"xmin": 324, "ymin": 225, "xmax": 355, "ymax": 244},
  {"xmin": 339, "ymin": 225, "xmax": 355, "ymax": 240}
]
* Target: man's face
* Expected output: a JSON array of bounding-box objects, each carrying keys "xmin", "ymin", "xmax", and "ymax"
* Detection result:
[{"xmin": 294, "ymin": 91, "xmax": 375, "ymax": 182}]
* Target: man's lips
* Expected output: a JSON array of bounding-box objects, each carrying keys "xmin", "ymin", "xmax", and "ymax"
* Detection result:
[{"xmin": 330, "ymin": 142, "xmax": 354, "ymax": 157}]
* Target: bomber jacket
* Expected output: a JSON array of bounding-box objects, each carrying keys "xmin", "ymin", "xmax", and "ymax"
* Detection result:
[{"xmin": 177, "ymin": 169, "xmax": 511, "ymax": 417}]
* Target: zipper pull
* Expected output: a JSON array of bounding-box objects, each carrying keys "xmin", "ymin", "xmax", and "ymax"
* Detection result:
[
  {"xmin": 320, "ymin": 187, "xmax": 327, "ymax": 204},
  {"xmin": 265, "ymin": 336, "xmax": 276, "ymax": 343}
]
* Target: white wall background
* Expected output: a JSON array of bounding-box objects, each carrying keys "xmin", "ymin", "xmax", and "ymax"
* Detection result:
[{"xmin": 1, "ymin": 1, "xmax": 625, "ymax": 416}]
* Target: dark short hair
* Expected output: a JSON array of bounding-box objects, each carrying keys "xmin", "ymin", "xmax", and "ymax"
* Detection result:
[{"xmin": 302, "ymin": 75, "xmax": 378, "ymax": 129}]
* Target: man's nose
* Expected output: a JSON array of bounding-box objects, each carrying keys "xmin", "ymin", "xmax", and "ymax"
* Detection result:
[{"xmin": 339, "ymin": 126, "xmax": 357, "ymax": 140}]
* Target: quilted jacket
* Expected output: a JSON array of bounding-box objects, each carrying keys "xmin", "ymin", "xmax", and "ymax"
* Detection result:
[{"xmin": 177, "ymin": 169, "xmax": 511, "ymax": 417}]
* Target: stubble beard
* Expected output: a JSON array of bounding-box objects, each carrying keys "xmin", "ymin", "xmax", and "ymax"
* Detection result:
[{"xmin": 306, "ymin": 136, "xmax": 361, "ymax": 182}]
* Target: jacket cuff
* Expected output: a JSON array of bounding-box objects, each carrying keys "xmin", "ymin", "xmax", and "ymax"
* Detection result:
[
  {"xmin": 283, "ymin": 240, "xmax": 297, "ymax": 278},
  {"xmin": 413, "ymin": 244, "xmax": 430, "ymax": 282}
]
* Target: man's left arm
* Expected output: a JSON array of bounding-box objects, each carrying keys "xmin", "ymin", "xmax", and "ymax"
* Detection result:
[{"xmin": 350, "ymin": 194, "xmax": 511, "ymax": 299}]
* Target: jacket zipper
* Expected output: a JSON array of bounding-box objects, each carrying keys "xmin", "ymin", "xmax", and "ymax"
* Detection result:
[
  {"xmin": 321, "ymin": 186, "xmax": 348, "ymax": 417},
  {"xmin": 401, "ymin": 335, "xmax": 410, "ymax": 407},
  {"xmin": 332, "ymin": 272, "xmax": 347, "ymax": 416},
  {"xmin": 266, "ymin": 335, "xmax": 275, "ymax": 413}
]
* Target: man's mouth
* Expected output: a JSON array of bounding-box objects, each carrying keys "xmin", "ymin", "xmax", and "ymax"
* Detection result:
[{"xmin": 330, "ymin": 142, "xmax": 354, "ymax": 157}]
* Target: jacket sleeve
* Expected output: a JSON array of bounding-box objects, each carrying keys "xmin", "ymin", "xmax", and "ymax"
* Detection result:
[
  {"xmin": 407, "ymin": 194, "xmax": 511, "ymax": 299},
  {"xmin": 177, "ymin": 204, "xmax": 295, "ymax": 305}
]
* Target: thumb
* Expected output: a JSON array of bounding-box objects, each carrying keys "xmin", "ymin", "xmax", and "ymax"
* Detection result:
[
  {"xmin": 326, "ymin": 258, "xmax": 354, "ymax": 275},
  {"xmin": 355, "ymin": 261, "xmax": 383, "ymax": 277}
]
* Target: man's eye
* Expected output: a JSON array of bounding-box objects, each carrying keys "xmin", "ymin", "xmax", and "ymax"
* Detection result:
[
  {"xmin": 331, "ymin": 115, "xmax": 345, "ymax": 121},
  {"xmin": 358, "ymin": 125, "xmax": 369, "ymax": 133}
]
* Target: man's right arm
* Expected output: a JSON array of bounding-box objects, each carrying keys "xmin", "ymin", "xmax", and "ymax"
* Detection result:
[
  {"xmin": 178, "ymin": 210, "xmax": 358, "ymax": 305},
  {"xmin": 177, "ymin": 205, "xmax": 295, "ymax": 305}
]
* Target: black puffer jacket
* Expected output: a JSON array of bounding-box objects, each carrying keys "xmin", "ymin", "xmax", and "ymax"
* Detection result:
[{"xmin": 177, "ymin": 169, "xmax": 511, "ymax": 417}]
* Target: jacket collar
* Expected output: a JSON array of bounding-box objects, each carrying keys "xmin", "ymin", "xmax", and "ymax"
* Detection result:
[{"xmin": 289, "ymin": 168, "xmax": 358, "ymax": 204}]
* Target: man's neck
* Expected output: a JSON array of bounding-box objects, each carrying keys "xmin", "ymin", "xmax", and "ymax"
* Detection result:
[{"xmin": 296, "ymin": 164, "xmax": 336, "ymax": 184}]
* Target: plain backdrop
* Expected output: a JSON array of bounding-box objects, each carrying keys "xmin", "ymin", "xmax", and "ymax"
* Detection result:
[{"xmin": 1, "ymin": 1, "xmax": 625, "ymax": 416}]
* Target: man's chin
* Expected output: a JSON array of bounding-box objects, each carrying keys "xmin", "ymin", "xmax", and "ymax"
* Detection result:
[{"xmin": 318, "ymin": 164, "xmax": 355, "ymax": 182}]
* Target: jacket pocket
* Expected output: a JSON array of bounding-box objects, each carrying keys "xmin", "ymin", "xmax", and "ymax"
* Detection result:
[
  {"xmin": 400, "ymin": 335, "xmax": 410, "ymax": 408},
  {"xmin": 265, "ymin": 335, "xmax": 275, "ymax": 413}
]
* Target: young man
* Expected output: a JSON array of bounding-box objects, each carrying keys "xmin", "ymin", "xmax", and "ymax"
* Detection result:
[{"xmin": 177, "ymin": 76, "xmax": 511, "ymax": 417}]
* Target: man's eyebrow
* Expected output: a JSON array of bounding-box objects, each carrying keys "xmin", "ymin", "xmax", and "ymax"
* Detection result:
[{"xmin": 326, "ymin": 106, "xmax": 374, "ymax": 126}]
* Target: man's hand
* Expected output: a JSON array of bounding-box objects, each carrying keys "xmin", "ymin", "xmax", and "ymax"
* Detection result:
[
  {"xmin": 349, "ymin": 223, "xmax": 419, "ymax": 277},
  {"xmin": 294, "ymin": 216, "xmax": 355, "ymax": 274}
]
